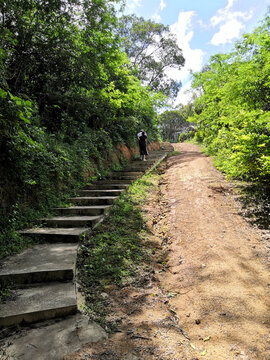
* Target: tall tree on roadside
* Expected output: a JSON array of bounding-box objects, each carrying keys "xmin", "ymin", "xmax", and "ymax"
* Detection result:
[
  {"xmin": 158, "ymin": 104, "xmax": 194, "ymax": 141},
  {"xmin": 117, "ymin": 15, "xmax": 185, "ymax": 98},
  {"xmin": 190, "ymin": 12, "xmax": 270, "ymax": 181},
  {"xmin": 0, "ymin": 0, "xmax": 126, "ymax": 135}
]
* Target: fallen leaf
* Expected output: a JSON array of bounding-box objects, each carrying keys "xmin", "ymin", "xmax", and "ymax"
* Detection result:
[{"xmin": 167, "ymin": 292, "xmax": 178, "ymax": 298}]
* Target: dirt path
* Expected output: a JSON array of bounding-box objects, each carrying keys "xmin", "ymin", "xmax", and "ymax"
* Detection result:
[
  {"xmin": 65, "ymin": 143, "xmax": 270, "ymax": 360},
  {"xmin": 159, "ymin": 143, "xmax": 270, "ymax": 359}
]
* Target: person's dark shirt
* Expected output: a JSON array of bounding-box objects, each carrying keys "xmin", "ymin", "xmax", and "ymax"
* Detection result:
[{"xmin": 139, "ymin": 133, "xmax": 147, "ymax": 146}]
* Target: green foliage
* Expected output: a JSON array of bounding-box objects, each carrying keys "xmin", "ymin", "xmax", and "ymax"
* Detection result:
[
  {"xmin": 178, "ymin": 130, "xmax": 196, "ymax": 142},
  {"xmin": 77, "ymin": 173, "xmax": 159, "ymax": 326},
  {"xmin": 0, "ymin": 113, "xmax": 122, "ymax": 259},
  {"xmin": 0, "ymin": 87, "xmax": 133, "ymax": 260},
  {"xmin": 79, "ymin": 174, "xmax": 156, "ymax": 285},
  {"xmin": 158, "ymin": 104, "xmax": 195, "ymax": 141},
  {"xmin": 166, "ymin": 151, "xmax": 181, "ymax": 157},
  {"xmin": 117, "ymin": 15, "xmax": 185, "ymax": 98},
  {"xmin": 0, "ymin": 229, "xmax": 33, "ymax": 262},
  {"xmin": 0, "ymin": 0, "xmax": 165, "ymax": 259},
  {"xmin": 0, "ymin": 281, "xmax": 14, "ymax": 304},
  {"xmin": 0, "ymin": 0, "xmax": 160, "ymax": 140},
  {"xmin": 190, "ymin": 13, "xmax": 270, "ymax": 181}
]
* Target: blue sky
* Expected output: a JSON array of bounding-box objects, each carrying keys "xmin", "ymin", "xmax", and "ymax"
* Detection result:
[{"xmin": 124, "ymin": 0, "xmax": 269, "ymax": 104}]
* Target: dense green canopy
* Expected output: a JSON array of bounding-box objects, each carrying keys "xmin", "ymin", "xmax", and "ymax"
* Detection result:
[
  {"xmin": 0, "ymin": 0, "xmax": 164, "ymax": 140},
  {"xmin": 189, "ymin": 13, "xmax": 270, "ymax": 181},
  {"xmin": 158, "ymin": 104, "xmax": 194, "ymax": 141},
  {"xmin": 117, "ymin": 15, "xmax": 185, "ymax": 98},
  {"xmin": 0, "ymin": 0, "xmax": 175, "ymax": 250},
  {"xmin": 0, "ymin": 1, "xmax": 269, "ymax": 257}
]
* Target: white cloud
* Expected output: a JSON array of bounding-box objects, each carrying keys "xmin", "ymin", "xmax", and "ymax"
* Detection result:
[
  {"xmin": 211, "ymin": 19, "xmax": 245, "ymax": 45},
  {"xmin": 210, "ymin": 0, "xmax": 253, "ymax": 45},
  {"xmin": 175, "ymin": 80, "xmax": 194, "ymax": 105},
  {"xmin": 160, "ymin": 0, "xmax": 166, "ymax": 11},
  {"xmin": 125, "ymin": 0, "xmax": 142, "ymax": 13},
  {"xmin": 167, "ymin": 11, "xmax": 204, "ymax": 104},
  {"xmin": 226, "ymin": 0, "xmax": 235, "ymax": 9},
  {"xmin": 151, "ymin": 0, "xmax": 166, "ymax": 22},
  {"xmin": 170, "ymin": 11, "xmax": 204, "ymax": 81},
  {"xmin": 151, "ymin": 12, "xmax": 162, "ymax": 22}
]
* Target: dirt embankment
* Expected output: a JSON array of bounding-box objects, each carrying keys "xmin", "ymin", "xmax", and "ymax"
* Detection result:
[{"xmin": 65, "ymin": 143, "xmax": 270, "ymax": 360}]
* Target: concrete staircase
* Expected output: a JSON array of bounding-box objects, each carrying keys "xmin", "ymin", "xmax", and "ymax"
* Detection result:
[{"xmin": 0, "ymin": 148, "xmax": 169, "ymax": 329}]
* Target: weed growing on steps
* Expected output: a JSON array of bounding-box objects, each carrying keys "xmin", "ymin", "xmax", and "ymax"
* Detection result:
[
  {"xmin": 167, "ymin": 151, "xmax": 180, "ymax": 158},
  {"xmin": 0, "ymin": 280, "xmax": 15, "ymax": 304},
  {"xmin": 77, "ymin": 173, "xmax": 160, "ymax": 331},
  {"xmin": 0, "ymin": 126, "xmax": 132, "ymax": 263}
]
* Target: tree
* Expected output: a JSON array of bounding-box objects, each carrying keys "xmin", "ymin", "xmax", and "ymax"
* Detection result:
[
  {"xmin": 117, "ymin": 15, "xmax": 185, "ymax": 98},
  {"xmin": 1, "ymin": 0, "xmax": 163, "ymax": 139},
  {"xmin": 158, "ymin": 104, "xmax": 195, "ymax": 141},
  {"xmin": 189, "ymin": 12, "xmax": 270, "ymax": 180},
  {"xmin": 0, "ymin": 0, "xmax": 164, "ymax": 244}
]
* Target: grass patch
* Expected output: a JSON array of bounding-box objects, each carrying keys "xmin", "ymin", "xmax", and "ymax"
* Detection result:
[
  {"xmin": 77, "ymin": 173, "xmax": 160, "ymax": 330},
  {"xmin": 0, "ymin": 280, "xmax": 15, "ymax": 304},
  {"xmin": 167, "ymin": 151, "xmax": 181, "ymax": 157},
  {"xmin": 0, "ymin": 229, "xmax": 34, "ymax": 262}
]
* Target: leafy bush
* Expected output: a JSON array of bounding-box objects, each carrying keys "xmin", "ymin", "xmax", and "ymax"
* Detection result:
[
  {"xmin": 0, "ymin": 1, "xmax": 163, "ymax": 259},
  {"xmin": 189, "ymin": 13, "xmax": 270, "ymax": 182},
  {"xmin": 0, "ymin": 89, "xmax": 131, "ymax": 260},
  {"xmin": 178, "ymin": 130, "xmax": 196, "ymax": 142},
  {"xmin": 77, "ymin": 173, "xmax": 158, "ymax": 327}
]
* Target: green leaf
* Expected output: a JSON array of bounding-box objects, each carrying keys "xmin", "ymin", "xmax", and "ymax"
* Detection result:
[{"xmin": 0, "ymin": 88, "xmax": 7, "ymax": 98}]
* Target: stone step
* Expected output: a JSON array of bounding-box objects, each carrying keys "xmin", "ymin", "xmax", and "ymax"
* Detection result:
[
  {"xmin": 129, "ymin": 159, "xmax": 158, "ymax": 164},
  {"xmin": 41, "ymin": 215, "xmax": 103, "ymax": 228},
  {"xmin": 112, "ymin": 171, "xmax": 144, "ymax": 176},
  {"xmin": 19, "ymin": 227, "xmax": 90, "ymax": 243},
  {"xmin": 121, "ymin": 167, "xmax": 150, "ymax": 172},
  {"xmin": 95, "ymin": 179, "xmax": 133, "ymax": 184},
  {"xmin": 2, "ymin": 313, "xmax": 108, "ymax": 360},
  {"xmin": 3, "ymin": 148, "xmax": 170, "ymax": 331},
  {"xmin": 54, "ymin": 205, "xmax": 112, "ymax": 216},
  {"xmin": 77, "ymin": 189, "xmax": 125, "ymax": 197},
  {"xmin": 108, "ymin": 174, "xmax": 139, "ymax": 180},
  {"xmin": 146, "ymin": 157, "xmax": 164, "ymax": 162},
  {"xmin": 149, "ymin": 153, "xmax": 164, "ymax": 159},
  {"xmin": 150, "ymin": 150, "xmax": 168, "ymax": 155},
  {"xmin": 84, "ymin": 183, "xmax": 129, "ymax": 190},
  {"xmin": 149, "ymin": 153, "xmax": 165, "ymax": 159},
  {"xmin": 0, "ymin": 244, "xmax": 77, "ymax": 284},
  {"xmin": 70, "ymin": 196, "xmax": 118, "ymax": 206},
  {"xmin": 132, "ymin": 158, "xmax": 159, "ymax": 163},
  {"xmin": 0, "ymin": 282, "xmax": 77, "ymax": 328}
]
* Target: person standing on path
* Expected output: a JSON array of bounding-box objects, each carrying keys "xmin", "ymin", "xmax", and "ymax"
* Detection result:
[{"xmin": 137, "ymin": 129, "xmax": 148, "ymax": 161}]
